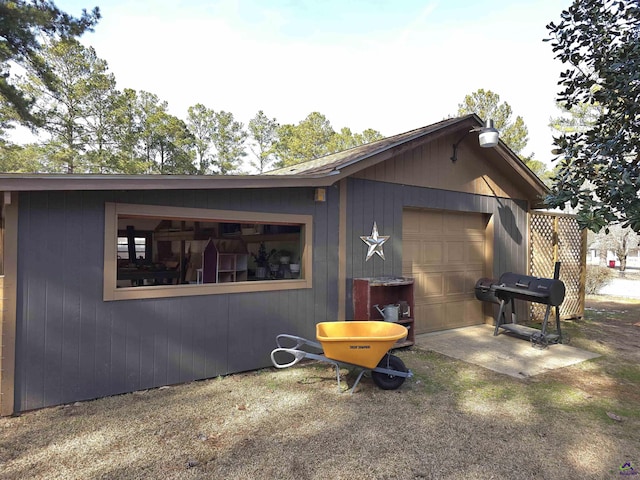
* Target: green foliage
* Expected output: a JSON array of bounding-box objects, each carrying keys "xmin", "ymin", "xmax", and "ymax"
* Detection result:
[
  {"xmin": 0, "ymin": 0, "xmax": 100, "ymax": 127},
  {"xmin": 116, "ymin": 90, "xmax": 196, "ymax": 174},
  {"xmin": 19, "ymin": 39, "xmax": 117, "ymax": 173},
  {"xmin": 585, "ymin": 265, "xmax": 614, "ymax": 294},
  {"xmin": 549, "ymin": 101, "xmax": 603, "ymax": 136},
  {"xmin": 326, "ymin": 127, "xmax": 384, "ymax": 154},
  {"xmin": 135, "ymin": 90, "xmax": 168, "ymax": 168},
  {"xmin": 524, "ymin": 158, "xmax": 550, "ymax": 181},
  {"xmin": 272, "ymin": 112, "xmax": 384, "ymax": 168},
  {"xmin": 149, "ymin": 111, "xmax": 195, "ymax": 174},
  {"xmin": 187, "ymin": 103, "xmax": 216, "ymax": 175},
  {"xmin": 210, "ymin": 111, "xmax": 247, "ymax": 175},
  {"xmin": 544, "ymin": 0, "xmax": 640, "ymax": 232},
  {"xmin": 0, "ymin": 141, "xmax": 43, "ymax": 172},
  {"xmin": 273, "ymin": 112, "xmax": 334, "ymax": 167},
  {"xmin": 548, "ymin": 102, "xmax": 603, "ymax": 190},
  {"xmin": 457, "ymin": 89, "xmax": 530, "ymax": 156},
  {"xmin": 250, "ymin": 242, "xmax": 276, "ymax": 267},
  {"xmin": 248, "ymin": 110, "xmax": 278, "ymax": 173},
  {"xmin": 108, "ymin": 88, "xmax": 151, "ymax": 174},
  {"xmin": 360, "ymin": 128, "xmax": 385, "ymax": 144}
]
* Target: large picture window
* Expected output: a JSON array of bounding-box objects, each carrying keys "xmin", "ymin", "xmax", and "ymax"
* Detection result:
[{"xmin": 104, "ymin": 203, "xmax": 312, "ymax": 301}]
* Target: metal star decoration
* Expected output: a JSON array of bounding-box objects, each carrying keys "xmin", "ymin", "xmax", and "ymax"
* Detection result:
[{"xmin": 360, "ymin": 222, "xmax": 390, "ymax": 261}]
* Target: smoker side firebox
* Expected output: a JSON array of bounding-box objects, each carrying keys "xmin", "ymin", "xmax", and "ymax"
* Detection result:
[{"xmin": 474, "ymin": 262, "xmax": 566, "ymax": 347}]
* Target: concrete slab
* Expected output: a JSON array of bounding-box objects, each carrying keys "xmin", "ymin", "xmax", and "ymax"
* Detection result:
[{"xmin": 414, "ymin": 324, "xmax": 600, "ymax": 378}]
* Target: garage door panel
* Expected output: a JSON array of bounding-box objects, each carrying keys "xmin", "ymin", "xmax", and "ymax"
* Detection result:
[
  {"xmin": 406, "ymin": 209, "xmax": 444, "ymax": 235},
  {"xmin": 403, "ymin": 208, "xmax": 488, "ymax": 335},
  {"xmin": 442, "ymin": 302, "xmax": 482, "ymax": 329},
  {"xmin": 445, "ymin": 241, "xmax": 465, "ymax": 264},
  {"xmin": 445, "ymin": 272, "xmax": 466, "ymax": 295},
  {"xmin": 465, "ymin": 269, "xmax": 485, "ymax": 294},
  {"xmin": 415, "ymin": 303, "xmax": 445, "ymax": 333},
  {"xmin": 418, "ymin": 273, "xmax": 443, "ymax": 297},
  {"xmin": 446, "ymin": 213, "xmax": 465, "ymax": 233},
  {"xmin": 467, "ymin": 240, "xmax": 485, "ymax": 264},
  {"xmin": 465, "ymin": 214, "xmax": 487, "ymax": 231},
  {"xmin": 421, "ymin": 211, "xmax": 444, "ymax": 235},
  {"xmin": 465, "ymin": 300, "xmax": 483, "ymax": 323},
  {"xmin": 423, "ymin": 241, "xmax": 443, "ymax": 264},
  {"xmin": 445, "ymin": 301, "xmax": 466, "ymax": 322}
]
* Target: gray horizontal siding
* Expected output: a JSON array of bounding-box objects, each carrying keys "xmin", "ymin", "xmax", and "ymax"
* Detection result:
[
  {"xmin": 345, "ymin": 178, "xmax": 529, "ymax": 319},
  {"xmin": 15, "ymin": 186, "xmax": 339, "ymax": 412}
]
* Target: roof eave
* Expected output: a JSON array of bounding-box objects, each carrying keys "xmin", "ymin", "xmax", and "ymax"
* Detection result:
[{"xmin": 0, "ymin": 173, "xmax": 341, "ymax": 192}]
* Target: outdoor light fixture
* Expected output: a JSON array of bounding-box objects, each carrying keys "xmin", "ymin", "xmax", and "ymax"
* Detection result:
[{"xmin": 450, "ymin": 119, "xmax": 500, "ymax": 162}]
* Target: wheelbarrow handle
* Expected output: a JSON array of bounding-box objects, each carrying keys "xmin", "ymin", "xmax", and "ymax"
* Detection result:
[
  {"xmin": 276, "ymin": 334, "xmax": 322, "ymax": 350},
  {"xmin": 270, "ymin": 347, "xmax": 308, "ymax": 369}
]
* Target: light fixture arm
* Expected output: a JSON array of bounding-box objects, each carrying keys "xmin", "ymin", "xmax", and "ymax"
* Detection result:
[
  {"xmin": 450, "ymin": 119, "xmax": 499, "ymax": 163},
  {"xmin": 450, "ymin": 129, "xmax": 476, "ymax": 163}
]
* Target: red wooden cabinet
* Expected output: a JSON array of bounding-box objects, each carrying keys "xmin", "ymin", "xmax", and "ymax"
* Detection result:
[{"xmin": 352, "ymin": 277, "xmax": 415, "ymax": 348}]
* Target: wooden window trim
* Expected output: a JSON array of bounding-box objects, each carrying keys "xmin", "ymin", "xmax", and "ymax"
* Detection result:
[{"xmin": 104, "ymin": 202, "xmax": 313, "ymax": 301}]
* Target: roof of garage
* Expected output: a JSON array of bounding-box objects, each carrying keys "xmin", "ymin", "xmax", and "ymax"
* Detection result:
[
  {"xmin": 0, "ymin": 115, "xmax": 548, "ymax": 206},
  {"xmin": 266, "ymin": 117, "xmax": 466, "ymax": 177},
  {"xmin": 266, "ymin": 114, "xmax": 549, "ymax": 206}
]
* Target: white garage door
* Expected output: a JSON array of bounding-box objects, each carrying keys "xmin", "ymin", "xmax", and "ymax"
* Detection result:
[{"xmin": 402, "ymin": 209, "xmax": 489, "ymax": 334}]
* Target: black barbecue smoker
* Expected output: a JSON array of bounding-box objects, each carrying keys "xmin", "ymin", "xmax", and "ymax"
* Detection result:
[{"xmin": 474, "ymin": 262, "xmax": 566, "ymax": 347}]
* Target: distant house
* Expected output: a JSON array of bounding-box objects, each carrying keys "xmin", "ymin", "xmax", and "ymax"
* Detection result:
[
  {"xmin": 586, "ymin": 248, "xmax": 640, "ymax": 268},
  {"xmin": 0, "ymin": 115, "xmax": 554, "ymax": 415}
]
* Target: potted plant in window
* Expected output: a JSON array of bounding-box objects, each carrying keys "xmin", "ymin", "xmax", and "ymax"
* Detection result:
[
  {"xmin": 289, "ymin": 257, "xmax": 301, "ymax": 278},
  {"xmin": 251, "ymin": 242, "xmax": 275, "ymax": 279},
  {"xmin": 277, "ymin": 249, "xmax": 292, "ymax": 265}
]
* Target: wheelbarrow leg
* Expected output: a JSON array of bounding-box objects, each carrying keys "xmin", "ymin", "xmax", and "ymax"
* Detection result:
[
  {"xmin": 350, "ymin": 369, "xmax": 367, "ymax": 394},
  {"xmin": 332, "ymin": 363, "xmax": 367, "ymax": 394},
  {"xmin": 332, "ymin": 361, "xmax": 342, "ymax": 392}
]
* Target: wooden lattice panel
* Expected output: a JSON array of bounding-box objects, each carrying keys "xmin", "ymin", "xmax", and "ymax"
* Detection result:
[
  {"xmin": 530, "ymin": 215, "xmax": 555, "ymax": 322},
  {"xmin": 529, "ymin": 213, "xmax": 586, "ymax": 322},
  {"xmin": 557, "ymin": 216, "xmax": 585, "ymax": 319}
]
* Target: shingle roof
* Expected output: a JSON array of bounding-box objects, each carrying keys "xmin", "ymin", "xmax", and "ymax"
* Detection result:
[{"xmin": 265, "ymin": 116, "xmax": 466, "ymax": 176}]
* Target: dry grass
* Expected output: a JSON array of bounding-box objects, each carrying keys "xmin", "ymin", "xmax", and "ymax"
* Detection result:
[{"xmin": 1, "ymin": 297, "xmax": 639, "ymax": 479}]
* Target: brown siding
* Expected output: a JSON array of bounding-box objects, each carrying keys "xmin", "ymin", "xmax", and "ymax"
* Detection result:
[{"xmin": 353, "ymin": 134, "xmax": 523, "ymax": 200}]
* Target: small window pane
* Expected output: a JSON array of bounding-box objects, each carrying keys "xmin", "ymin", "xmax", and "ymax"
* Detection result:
[{"xmin": 117, "ymin": 236, "xmax": 147, "ymax": 260}]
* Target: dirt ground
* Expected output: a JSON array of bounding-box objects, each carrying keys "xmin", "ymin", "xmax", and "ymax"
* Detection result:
[{"xmin": 0, "ymin": 296, "xmax": 639, "ymax": 479}]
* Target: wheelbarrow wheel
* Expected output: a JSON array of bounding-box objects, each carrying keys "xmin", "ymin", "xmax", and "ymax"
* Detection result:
[{"xmin": 372, "ymin": 354, "xmax": 407, "ymax": 390}]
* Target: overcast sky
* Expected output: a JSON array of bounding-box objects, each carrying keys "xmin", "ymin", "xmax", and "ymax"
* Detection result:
[{"xmin": 49, "ymin": 0, "xmax": 571, "ymax": 167}]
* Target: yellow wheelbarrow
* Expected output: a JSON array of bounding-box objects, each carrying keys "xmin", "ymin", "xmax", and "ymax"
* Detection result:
[{"xmin": 270, "ymin": 321, "xmax": 412, "ymax": 393}]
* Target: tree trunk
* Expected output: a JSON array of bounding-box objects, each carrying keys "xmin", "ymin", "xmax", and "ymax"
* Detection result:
[
  {"xmin": 598, "ymin": 247, "xmax": 607, "ymax": 267},
  {"xmin": 620, "ymin": 255, "xmax": 627, "ymax": 272}
]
